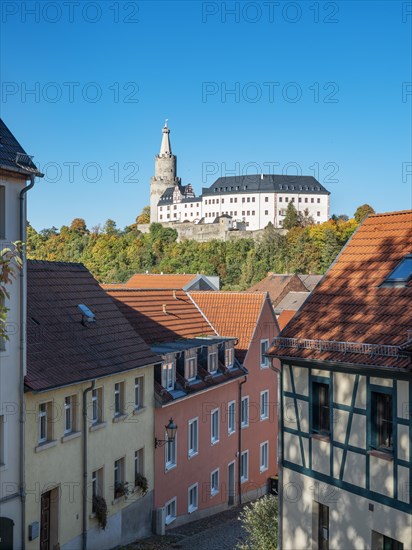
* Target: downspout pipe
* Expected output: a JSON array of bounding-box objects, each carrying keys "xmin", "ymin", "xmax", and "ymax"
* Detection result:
[
  {"xmin": 83, "ymin": 380, "xmax": 96, "ymax": 550},
  {"xmin": 238, "ymin": 375, "xmax": 247, "ymax": 506},
  {"xmin": 270, "ymin": 360, "xmax": 283, "ymax": 550},
  {"xmin": 19, "ymin": 174, "xmax": 36, "ymax": 549}
]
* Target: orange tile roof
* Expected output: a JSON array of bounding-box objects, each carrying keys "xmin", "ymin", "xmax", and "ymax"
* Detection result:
[
  {"xmin": 123, "ymin": 273, "xmax": 198, "ymax": 289},
  {"xmin": 268, "ymin": 211, "xmax": 412, "ymax": 369},
  {"xmin": 189, "ymin": 291, "xmax": 271, "ymax": 361},
  {"xmin": 105, "ymin": 288, "xmax": 216, "ymax": 344}
]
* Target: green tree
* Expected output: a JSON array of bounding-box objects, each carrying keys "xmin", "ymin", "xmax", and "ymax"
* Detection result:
[
  {"xmin": 354, "ymin": 204, "xmax": 375, "ymax": 223},
  {"xmin": 237, "ymin": 495, "xmax": 278, "ymax": 550},
  {"xmin": 136, "ymin": 206, "xmax": 151, "ymax": 224},
  {"xmin": 282, "ymin": 202, "xmax": 300, "ymax": 230},
  {"xmin": 1, "ymin": 242, "xmax": 23, "ymax": 340}
]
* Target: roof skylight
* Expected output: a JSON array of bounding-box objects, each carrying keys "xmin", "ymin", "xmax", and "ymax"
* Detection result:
[{"xmin": 382, "ymin": 254, "xmax": 412, "ymax": 286}]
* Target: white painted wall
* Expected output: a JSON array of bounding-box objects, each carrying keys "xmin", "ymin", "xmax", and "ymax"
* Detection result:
[{"xmin": 0, "ymin": 173, "xmax": 27, "ymax": 549}]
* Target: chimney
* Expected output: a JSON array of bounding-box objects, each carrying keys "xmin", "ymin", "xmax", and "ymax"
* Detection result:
[{"xmin": 162, "ymin": 304, "xmax": 168, "ymax": 314}]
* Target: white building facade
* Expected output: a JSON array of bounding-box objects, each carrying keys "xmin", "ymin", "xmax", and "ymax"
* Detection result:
[
  {"xmin": 151, "ymin": 125, "xmax": 330, "ymax": 230},
  {"xmin": 0, "ymin": 119, "xmax": 42, "ymax": 550}
]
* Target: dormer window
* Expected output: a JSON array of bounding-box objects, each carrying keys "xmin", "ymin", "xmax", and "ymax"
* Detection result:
[
  {"xmin": 208, "ymin": 350, "xmax": 218, "ymax": 374},
  {"xmin": 225, "ymin": 346, "xmax": 234, "ymax": 369},
  {"xmin": 382, "ymin": 254, "xmax": 412, "ymax": 287},
  {"xmin": 162, "ymin": 359, "xmax": 175, "ymax": 392},
  {"xmin": 185, "ymin": 349, "xmax": 197, "ymax": 381}
]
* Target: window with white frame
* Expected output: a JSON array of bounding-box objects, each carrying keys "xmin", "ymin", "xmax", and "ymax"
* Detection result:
[
  {"xmin": 240, "ymin": 450, "xmax": 248, "ymax": 482},
  {"xmin": 208, "ymin": 351, "xmax": 218, "ymax": 374},
  {"xmin": 241, "ymin": 396, "xmax": 249, "ymax": 428},
  {"xmin": 211, "ymin": 408, "xmax": 219, "ymax": 444},
  {"xmin": 165, "ymin": 497, "xmax": 177, "ymax": 525},
  {"xmin": 228, "ymin": 401, "xmax": 236, "ymax": 435},
  {"xmin": 165, "ymin": 432, "xmax": 177, "ymax": 470},
  {"xmin": 134, "ymin": 448, "xmax": 144, "ymax": 486},
  {"xmin": 260, "ymin": 390, "xmax": 269, "ymax": 420},
  {"xmin": 185, "ymin": 356, "xmax": 197, "ymax": 381},
  {"xmin": 0, "ymin": 414, "xmax": 5, "ymax": 465},
  {"xmin": 38, "ymin": 402, "xmax": 53, "ymax": 444},
  {"xmin": 162, "ymin": 361, "xmax": 175, "ymax": 392},
  {"xmin": 260, "ymin": 441, "xmax": 269, "ymax": 472},
  {"xmin": 92, "ymin": 467, "xmax": 104, "ymax": 512},
  {"xmin": 210, "ymin": 468, "xmax": 219, "ymax": 496},
  {"xmin": 225, "ymin": 346, "xmax": 234, "ymax": 368},
  {"xmin": 92, "ymin": 387, "xmax": 103, "ymax": 425},
  {"xmin": 134, "ymin": 376, "xmax": 144, "ymax": 410},
  {"xmin": 188, "ymin": 483, "xmax": 198, "ymax": 513},
  {"xmin": 114, "ymin": 457, "xmax": 125, "ymax": 498},
  {"xmin": 260, "ymin": 339, "xmax": 269, "ymax": 368},
  {"xmin": 188, "ymin": 418, "xmax": 198, "ymax": 457},
  {"xmin": 114, "ymin": 382, "xmax": 125, "ymax": 416},
  {"xmin": 64, "ymin": 395, "xmax": 77, "ymax": 434}
]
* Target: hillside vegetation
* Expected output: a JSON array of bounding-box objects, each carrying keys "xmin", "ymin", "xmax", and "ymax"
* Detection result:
[{"xmin": 27, "ymin": 211, "xmax": 361, "ymax": 289}]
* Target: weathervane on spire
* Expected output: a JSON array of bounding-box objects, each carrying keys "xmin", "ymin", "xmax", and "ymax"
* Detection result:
[{"xmin": 164, "ymin": 118, "xmax": 168, "ymax": 128}]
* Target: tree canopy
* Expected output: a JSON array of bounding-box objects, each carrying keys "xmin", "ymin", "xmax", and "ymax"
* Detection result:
[{"xmin": 27, "ymin": 215, "xmax": 359, "ymax": 288}]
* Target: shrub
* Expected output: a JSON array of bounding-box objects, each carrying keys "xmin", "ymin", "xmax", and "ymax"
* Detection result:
[
  {"xmin": 93, "ymin": 494, "xmax": 108, "ymax": 530},
  {"xmin": 237, "ymin": 495, "xmax": 278, "ymax": 550}
]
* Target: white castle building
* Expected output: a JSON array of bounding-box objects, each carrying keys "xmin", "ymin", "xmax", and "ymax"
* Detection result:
[{"xmin": 150, "ymin": 123, "xmax": 330, "ymax": 230}]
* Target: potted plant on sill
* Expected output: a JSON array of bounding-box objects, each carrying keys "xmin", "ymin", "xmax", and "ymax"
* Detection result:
[
  {"xmin": 92, "ymin": 494, "xmax": 108, "ymax": 530},
  {"xmin": 134, "ymin": 473, "xmax": 149, "ymax": 496},
  {"xmin": 114, "ymin": 481, "xmax": 129, "ymax": 499}
]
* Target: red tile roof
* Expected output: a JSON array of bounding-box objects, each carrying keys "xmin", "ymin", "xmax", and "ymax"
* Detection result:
[
  {"xmin": 26, "ymin": 261, "xmax": 161, "ymax": 391},
  {"xmin": 268, "ymin": 211, "xmax": 412, "ymax": 369},
  {"xmin": 122, "ymin": 273, "xmax": 198, "ymax": 289},
  {"xmin": 104, "ymin": 288, "xmax": 216, "ymax": 344},
  {"xmin": 189, "ymin": 291, "xmax": 273, "ymax": 361}
]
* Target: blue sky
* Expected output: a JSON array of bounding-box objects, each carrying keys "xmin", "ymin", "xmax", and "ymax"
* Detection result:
[{"xmin": 1, "ymin": 0, "xmax": 411, "ymax": 230}]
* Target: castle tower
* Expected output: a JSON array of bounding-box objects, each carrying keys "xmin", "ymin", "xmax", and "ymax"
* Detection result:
[{"xmin": 150, "ymin": 121, "xmax": 180, "ymax": 222}]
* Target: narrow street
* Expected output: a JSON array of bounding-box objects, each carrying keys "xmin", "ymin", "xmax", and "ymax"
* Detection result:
[{"xmin": 122, "ymin": 505, "xmax": 247, "ymax": 550}]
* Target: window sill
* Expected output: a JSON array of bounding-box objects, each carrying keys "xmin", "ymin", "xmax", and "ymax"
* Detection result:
[
  {"xmin": 89, "ymin": 512, "xmax": 97, "ymax": 519},
  {"xmin": 367, "ymin": 449, "xmax": 394, "ymax": 462},
  {"xmin": 228, "ymin": 430, "xmax": 236, "ymax": 436},
  {"xmin": 188, "ymin": 451, "xmax": 198, "ymax": 459},
  {"xmin": 89, "ymin": 422, "xmax": 106, "ymax": 432},
  {"xmin": 210, "ymin": 490, "xmax": 219, "ymax": 498},
  {"xmin": 241, "ymin": 424, "xmax": 249, "ymax": 429},
  {"xmin": 188, "ymin": 506, "xmax": 198, "ymax": 514},
  {"xmin": 61, "ymin": 431, "xmax": 81, "ymax": 443},
  {"xmin": 165, "ymin": 516, "xmax": 176, "ymax": 526},
  {"xmin": 165, "ymin": 463, "xmax": 176, "ymax": 472},
  {"xmin": 260, "ymin": 466, "xmax": 268, "ymax": 473},
  {"xmin": 113, "ymin": 413, "xmax": 128, "ymax": 423},
  {"xmin": 240, "ymin": 477, "xmax": 248, "ymax": 484},
  {"xmin": 133, "ymin": 406, "xmax": 146, "ymax": 416},
  {"xmin": 310, "ymin": 433, "xmax": 330, "ymax": 443},
  {"xmin": 35, "ymin": 440, "xmax": 57, "ymax": 453},
  {"xmin": 112, "ymin": 495, "xmax": 127, "ymax": 505},
  {"xmin": 260, "ymin": 365, "xmax": 269, "ymax": 370},
  {"xmin": 211, "ymin": 439, "xmax": 219, "ymax": 446},
  {"xmin": 260, "ymin": 416, "xmax": 269, "ymax": 422}
]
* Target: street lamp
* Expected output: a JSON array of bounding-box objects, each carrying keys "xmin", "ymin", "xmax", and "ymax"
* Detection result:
[{"xmin": 155, "ymin": 418, "xmax": 178, "ymax": 448}]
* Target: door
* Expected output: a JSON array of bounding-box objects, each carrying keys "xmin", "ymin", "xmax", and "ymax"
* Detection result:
[
  {"xmin": 228, "ymin": 461, "xmax": 235, "ymax": 506},
  {"xmin": 318, "ymin": 502, "xmax": 329, "ymax": 550},
  {"xmin": 40, "ymin": 491, "xmax": 51, "ymax": 550},
  {"xmin": 0, "ymin": 517, "xmax": 14, "ymax": 550}
]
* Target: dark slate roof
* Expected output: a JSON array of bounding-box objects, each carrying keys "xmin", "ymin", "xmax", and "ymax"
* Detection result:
[
  {"xmin": 26, "ymin": 261, "xmax": 161, "ymax": 391},
  {"xmin": 0, "ymin": 118, "xmax": 40, "ymax": 176},
  {"xmin": 202, "ymin": 175, "xmax": 330, "ymax": 196},
  {"xmin": 158, "ymin": 185, "xmax": 201, "ymax": 205}
]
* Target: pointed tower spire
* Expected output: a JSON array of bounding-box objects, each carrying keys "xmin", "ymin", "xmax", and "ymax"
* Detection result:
[{"xmin": 160, "ymin": 119, "xmax": 172, "ymax": 156}]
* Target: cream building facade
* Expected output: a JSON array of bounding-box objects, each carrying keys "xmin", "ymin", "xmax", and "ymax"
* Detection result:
[{"xmin": 24, "ymin": 260, "xmax": 160, "ymax": 550}]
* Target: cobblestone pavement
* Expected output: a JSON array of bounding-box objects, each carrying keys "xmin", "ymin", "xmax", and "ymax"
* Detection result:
[{"xmin": 122, "ymin": 505, "xmax": 247, "ymax": 549}]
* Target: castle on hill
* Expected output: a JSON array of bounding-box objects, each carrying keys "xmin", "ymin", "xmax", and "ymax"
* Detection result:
[{"xmin": 150, "ymin": 122, "xmax": 330, "ymax": 232}]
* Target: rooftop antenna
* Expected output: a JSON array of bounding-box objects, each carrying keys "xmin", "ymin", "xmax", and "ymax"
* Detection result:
[{"xmin": 164, "ymin": 118, "xmax": 168, "ymax": 128}]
